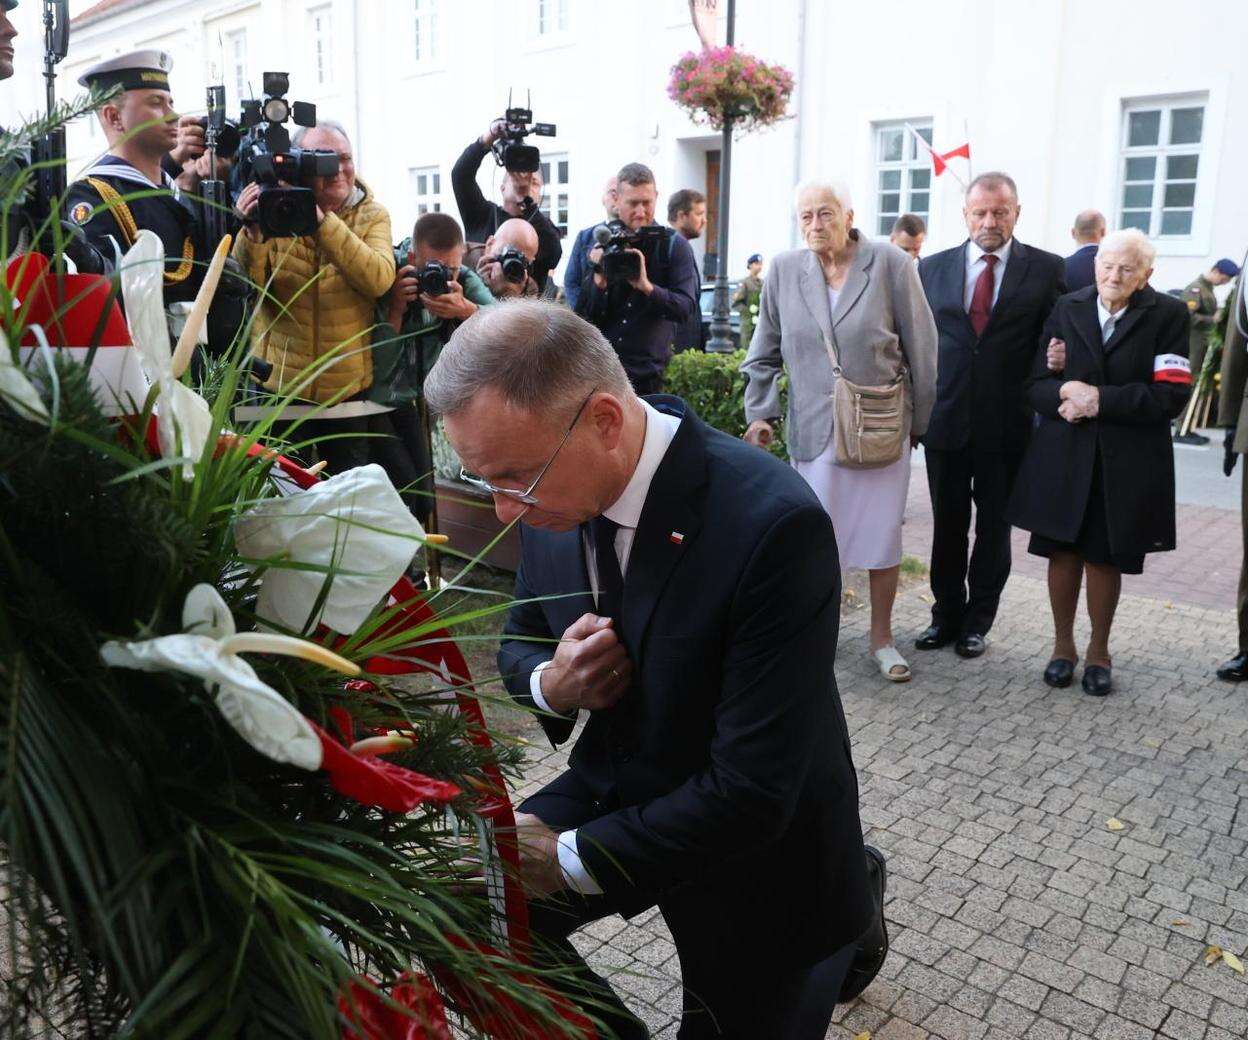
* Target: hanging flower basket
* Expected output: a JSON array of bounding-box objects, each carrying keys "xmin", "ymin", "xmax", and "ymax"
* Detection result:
[{"xmin": 667, "ymin": 46, "xmax": 794, "ymax": 134}]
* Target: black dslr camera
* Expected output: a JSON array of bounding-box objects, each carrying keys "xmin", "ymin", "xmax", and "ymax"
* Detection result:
[
  {"xmin": 235, "ymin": 72, "xmax": 340, "ymax": 238},
  {"xmin": 490, "ymin": 92, "xmax": 556, "ymax": 174},
  {"xmin": 592, "ymin": 220, "xmax": 670, "ymax": 284},
  {"xmin": 412, "ymin": 260, "xmax": 453, "ymax": 297},
  {"xmin": 490, "ymin": 246, "xmax": 530, "ymax": 285}
]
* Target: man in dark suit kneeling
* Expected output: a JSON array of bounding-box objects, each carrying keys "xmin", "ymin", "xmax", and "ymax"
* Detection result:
[{"xmin": 425, "ymin": 301, "xmax": 876, "ymax": 1038}]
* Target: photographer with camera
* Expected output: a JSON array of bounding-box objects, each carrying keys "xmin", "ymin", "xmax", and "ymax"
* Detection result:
[
  {"xmin": 467, "ymin": 217, "xmax": 540, "ymax": 301},
  {"xmin": 232, "ymin": 118, "xmax": 395, "ymax": 474},
  {"xmin": 451, "ymin": 114, "xmax": 561, "ymax": 292},
  {"xmin": 575, "ymin": 163, "xmax": 699, "ymax": 394}
]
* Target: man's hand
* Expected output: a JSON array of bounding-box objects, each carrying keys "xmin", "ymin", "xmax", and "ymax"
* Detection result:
[
  {"xmin": 480, "ymin": 118, "xmax": 507, "ymax": 148},
  {"xmin": 233, "ymin": 182, "xmax": 263, "ymax": 241},
  {"xmin": 1059, "ymin": 380, "xmax": 1100, "ymax": 422},
  {"xmin": 387, "ymin": 262, "xmax": 420, "ymax": 330},
  {"xmin": 910, "ymin": 432, "xmax": 922, "ymax": 449},
  {"xmin": 169, "ymin": 115, "xmax": 205, "ymax": 166},
  {"xmin": 743, "ymin": 419, "xmax": 774, "ymax": 448},
  {"xmin": 1225, "ymin": 427, "xmax": 1239, "ymax": 477},
  {"xmin": 588, "ymin": 245, "xmax": 608, "ymax": 291},
  {"xmin": 538, "ymin": 614, "xmax": 632, "ymax": 716},
  {"xmin": 422, "ymin": 278, "xmax": 477, "ymax": 321},
  {"xmin": 1046, "ymin": 337, "xmax": 1067, "ymax": 372},
  {"xmin": 512, "ymin": 813, "xmax": 565, "ymax": 900},
  {"xmin": 625, "ymin": 249, "xmax": 653, "ymax": 294}
]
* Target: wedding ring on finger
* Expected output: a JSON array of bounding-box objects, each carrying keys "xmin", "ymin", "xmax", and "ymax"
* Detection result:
[{"xmin": 609, "ymin": 667, "xmax": 621, "ymax": 681}]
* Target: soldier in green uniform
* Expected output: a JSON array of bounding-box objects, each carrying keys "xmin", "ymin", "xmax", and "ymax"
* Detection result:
[
  {"xmin": 1214, "ymin": 250, "xmax": 1248, "ymax": 680},
  {"xmin": 1176, "ymin": 257, "xmax": 1240, "ymax": 443},
  {"xmin": 63, "ymin": 50, "xmax": 245, "ymax": 353},
  {"xmin": 732, "ymin": 253, "xmax": 764, "ymax": 350}
]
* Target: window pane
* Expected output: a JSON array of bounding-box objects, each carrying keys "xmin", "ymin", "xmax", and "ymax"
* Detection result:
[
  {"xmin": 878, "ymin": 216, "xmax": 893, "ymax": 236},
  {"xmin": 416, "ymin": 173, "xmax": 427, "ymax": 194},
  {"xmin": 909, "ymin": 191, "xmax": 930, "ymax": 214},
  {"xmin": 1122, "ymin": 183, "xmax": 1153, "ymax": 208},
  {"xmin": 1166, "ymin": 154, "xmax": 1198, "ymax": 180},
  {"xmin": 1127, "ymin": 109, "xmax": 1160, "ymax": 147},
  {"xmin": 1169, "ymin": 106, "xmax": 1204, "ymax": 145},
  {"xmin": 433, "ymin": 202, "xmax": 441, "ymax": 212},
  {"xmin": 917, "ymin": 126, "xmax": 933, "ymax": 145},
  {"xmin": 1121, "ymin": 210, "xmax": 1151, "ymax": 232},
  {"xmin": 1124, "ymin": 156, "xmax": 1156, "ymax": 181},
  {"xmin": 878, "ymin": 129, "xmax": 903, "ymax": 162},
  {"xmin": 1164, "ymin": 182, "xmax": 1195, "ymax": 208},
  {"xmin": 879, "ymin": 192, "xmax": 900, "ymax": 214},
  {"xmin": 879, "ymin": 169, "xmax": 901, "ymax": 190},
  {"xmin": 432, "ymin": 172, "xmax": 441, "ymax": 193},
  {"xmin": 540, "ymin": 162, "xmax": 550, "ymax": 182},
  {"xmin": 909, "ymin": 168, "xmax": 931, "ymax": 190},
  {"xmin": 557, "ymin": 160, "xmax": 568, "ymax": 183},
  {"xmin": 1160, "ymin": 210, "xmax": 1193, "ymax": 236}
]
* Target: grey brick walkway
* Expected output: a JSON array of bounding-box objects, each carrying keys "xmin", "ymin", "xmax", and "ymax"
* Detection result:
[{"xmin": 515, "ymin": 572, "xmax": 1248, "ymax": 1038}]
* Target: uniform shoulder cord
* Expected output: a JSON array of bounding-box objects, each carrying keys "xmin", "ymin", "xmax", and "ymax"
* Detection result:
[{"xmin": 85, "ymin": 176, "xmax": 195, "ymax": 286}]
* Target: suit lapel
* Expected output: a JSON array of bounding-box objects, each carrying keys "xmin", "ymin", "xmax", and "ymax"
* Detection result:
[
  {"xmin": 799, "ymin": 249, "xmax": 834, "ymax": 342},
  {"xmin": 937, "ymin": 244, "xmax": 975, "ymax": 336},
  {"xmin": 1070, "ymin": 293, "xmax": 1106, "ymax": 375},
  {"xmin": 1103, "ymin": 286, "xmax": 1156, "ymax": 354},
  {"xmin": 831, "ymin": 238, "xmax": 873, "ymax": 327},
  {"xmin": 988, "ymin": 239, "xmax": 1031, "ymax": 326}
]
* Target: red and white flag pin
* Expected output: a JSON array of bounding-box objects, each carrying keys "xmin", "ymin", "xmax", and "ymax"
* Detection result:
[{"xmin": 669, "ymin": 531, "xmax": 685, "ymax": 545}]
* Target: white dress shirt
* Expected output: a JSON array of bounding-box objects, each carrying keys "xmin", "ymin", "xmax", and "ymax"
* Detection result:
[
  {"xmin": 1096, "ymin": 297, "xmax": 1125, "ymax": 343},
  {"xmin": 963, "ymin": 238, "xmax": 1014, "ymax": 312},
  {"xmin": 528, "ymin": 400, "xmax": 681, "ymax": 895}
]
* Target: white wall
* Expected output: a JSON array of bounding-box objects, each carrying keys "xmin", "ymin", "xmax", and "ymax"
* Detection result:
[{"xmin": 3, "ymin": 0, "xmax": 1244, "ymax": 293}]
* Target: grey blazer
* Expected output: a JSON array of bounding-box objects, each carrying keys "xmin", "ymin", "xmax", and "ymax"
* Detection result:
[{"xmin": 741, "ymin": 235, "xmax": 938, "ymax": 462}]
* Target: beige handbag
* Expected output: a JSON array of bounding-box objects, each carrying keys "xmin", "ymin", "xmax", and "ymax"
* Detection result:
[{"xmin": 824, "ymin": 332, "xmax": 908, "ymax": 468}]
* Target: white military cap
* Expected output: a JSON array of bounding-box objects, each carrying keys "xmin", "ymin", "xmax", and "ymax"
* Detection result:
[{"xmin": 77, "ymin": 49, "xmax": 173, "ymax": 92}]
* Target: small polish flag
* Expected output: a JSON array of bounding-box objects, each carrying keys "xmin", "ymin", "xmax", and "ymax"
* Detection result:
[{"xmin": 669, "ymin": 531, "xmax": 685, "ymax": 545}]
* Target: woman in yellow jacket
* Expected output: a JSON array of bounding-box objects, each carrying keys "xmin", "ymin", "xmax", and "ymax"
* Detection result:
[{"xmin": 233, "ymin": 121, "xmax": 395, "ymax": 473}]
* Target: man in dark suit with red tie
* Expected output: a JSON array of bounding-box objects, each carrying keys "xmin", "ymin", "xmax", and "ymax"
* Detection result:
[
  {"xmin": 425, "ymin": 300, "xmax": 880, "ymax": 1038},
  {"xmin": 915, "ymin": 172, "xmax": 1065, "ymax": 658}
]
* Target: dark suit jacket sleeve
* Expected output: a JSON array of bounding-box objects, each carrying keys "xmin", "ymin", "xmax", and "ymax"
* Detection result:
[
  {"xmin": 497, "ymin": 545, "xmax": 578, "ymax": 747},
  {"xmin": 1099, "ymin": 301, "xmax": 1192, "ymax": 424},
  {"xmin": 563, "ymin": 229, "xmax": 589, "ymax": 310},
  {"xmin": 1025, "ymin": 307, "xmax": 1066, "ymax": 419},
  {"xmin": 451, "ymin": 140, "xmax": 493, "ymax": 237},
  {"xmin": 575, "ymin": 502, "xmax": 839, "ymax": 895},
  {"xmin": 644, "ymin": 234, "xmax": 698, "ymax": 324}
]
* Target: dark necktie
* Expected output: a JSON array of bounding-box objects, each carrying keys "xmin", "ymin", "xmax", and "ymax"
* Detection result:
[
  {"xmin": 968, "ymin": 253, "xmax": 998, "ymax": 337},
  {"xmin": 588, "ymin": 515, "xmax": 624, "ymax": 622}
]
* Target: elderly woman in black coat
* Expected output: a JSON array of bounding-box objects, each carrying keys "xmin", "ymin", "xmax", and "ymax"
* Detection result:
[{"xmin": 1009, "ymin": 229, "xmax": 1191, "ymax": 696}]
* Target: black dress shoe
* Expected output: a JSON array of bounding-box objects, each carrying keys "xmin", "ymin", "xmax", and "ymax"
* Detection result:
[
  {"xmin": 914, "ymin": 625, "xmax": 956, "ymax": 650},
  {"xmin": 1043, "ymin": 658, "xmax": 1076, "ymax": 688},
  {"xmin": 838, "ymin": 844, "xmax": 889, "ymax": 1004},
  {"xmin": 1217, "ymin": 652, "xmax": 1248, "ymax": 682},
  {"xmin": 955, "ymin": 633, "xmax": 987, "ymax": 658},
  {"xmin": 1082, "ymin": 664, "xmax": 1113, "ymax": 696}
]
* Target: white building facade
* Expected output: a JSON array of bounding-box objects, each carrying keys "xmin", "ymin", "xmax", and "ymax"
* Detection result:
[{"xmin": 3, "ymin": 0, "xmax": 1245, "ymax": 291}]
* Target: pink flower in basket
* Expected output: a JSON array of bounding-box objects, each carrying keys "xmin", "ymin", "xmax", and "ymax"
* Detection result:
[{"xmin": 668, "ymin": 45, "xmax": 794, "ymax": 134}]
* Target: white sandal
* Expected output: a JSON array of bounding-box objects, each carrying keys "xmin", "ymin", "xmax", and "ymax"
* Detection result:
[{"xmin": 871, "ymin": 645, "xmax": 912, "ymax": 683}]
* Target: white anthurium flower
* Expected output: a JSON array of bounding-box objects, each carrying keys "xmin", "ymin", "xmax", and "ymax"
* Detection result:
[
  {"xmin": 100, "ymin": 583, "xmax": 360, "ymax": 770},
  {"xmin": 119, "ymin": 231, "xmax": 213, "ymax": 478},
  {"xmin": 234, "ymin": 463, "xmax": 425, "ymax": 635},
  {"xmin": 0, "ymin": 327, "xmax": 50, "ymax": 425}
]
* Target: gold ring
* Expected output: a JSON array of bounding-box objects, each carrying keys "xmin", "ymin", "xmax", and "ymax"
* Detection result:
[{"xmin": 610, "ymin": 668, "xmax": 620, "ymax": 680}]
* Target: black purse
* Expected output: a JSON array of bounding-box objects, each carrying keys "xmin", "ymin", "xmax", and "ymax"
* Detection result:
[{"xmin": 838, "ymin": 845, "xmax": 890, "ymax": 1003}]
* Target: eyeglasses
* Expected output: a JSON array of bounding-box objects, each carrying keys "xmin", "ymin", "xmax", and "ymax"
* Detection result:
[{"xmin": 458, "ymin": 388, "xmax": 597, "ymax": 506}]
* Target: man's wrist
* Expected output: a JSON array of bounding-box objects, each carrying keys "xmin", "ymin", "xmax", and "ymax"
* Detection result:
[{"xmin": 530, "ymin": 660, "xmax": 577, "ymax": 717}]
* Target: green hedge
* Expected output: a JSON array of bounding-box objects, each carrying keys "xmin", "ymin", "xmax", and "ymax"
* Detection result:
[{"xmin": 664, "ymin": 349, "xmax": 787, "ymax": 458}]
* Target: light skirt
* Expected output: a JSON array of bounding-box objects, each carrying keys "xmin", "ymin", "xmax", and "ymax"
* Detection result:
[{"xmin": 793, "ymin": 426, "xmax": 911, "ymax": 571}]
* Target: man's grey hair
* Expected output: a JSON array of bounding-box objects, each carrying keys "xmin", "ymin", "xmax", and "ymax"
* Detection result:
[
  {"xmin": 794, "ymin": 179, "xmax": 853, "ymax": 213},
  {"xmin": 965, "ymin": 171, "xmax": 1018, "ymax": 201},
  {"xmin": 1098, "ymin": 228, "xmax": 1156, "ymax": 268},
  {"xmin": 292, "ymin": 119, "xmax": 351, "ymax": 150},
  {"xmin": 424, "ymin": 300, "xmax": 634, "ymax": 418},
  {"xmin": 1073, "ymin": 209, "xmax": 1106, "ymax": 239}
]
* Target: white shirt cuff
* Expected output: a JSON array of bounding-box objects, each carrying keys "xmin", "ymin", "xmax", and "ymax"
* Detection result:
[
  {"xmin": 530, "ymin": 659, "xmax": 577, "ymax": 718},
  {"xmin": 557, "ymin": 830, "xmax": 603, "ymax": 896}
]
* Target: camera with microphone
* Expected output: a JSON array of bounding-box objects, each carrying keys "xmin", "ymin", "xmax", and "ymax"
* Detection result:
[
  {"xmin": 490, "ymin": 91, "xmax": 556, "ymax": 174},
  {"xmin": 593, "ymin": 220, "xmax": 670, "ymax": 284}
]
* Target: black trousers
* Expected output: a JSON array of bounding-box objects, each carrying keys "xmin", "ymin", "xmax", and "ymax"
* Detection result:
[
  {"xmin": 925, "ymin": 445, "xmax": 1024, "ymax": 636},
  {"xmin": 521, "ymin": 775, "xmax": 855, "ymax": 1039},
  {"xmin": 368, "ymin": 405, "xmax": 434, "ymax": 526},
  {"xmin": 271, "ymin": 414, "xmax": 371, "ymax": 476}
]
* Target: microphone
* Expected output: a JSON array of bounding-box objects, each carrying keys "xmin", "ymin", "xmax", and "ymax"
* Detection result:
[{"xmin": 592, "ymin": 223, "xmax": 613, "ymax": 248}]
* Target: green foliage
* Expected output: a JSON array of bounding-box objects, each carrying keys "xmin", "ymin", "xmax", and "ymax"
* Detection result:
[{"xmin": 664, "ymin": 348, "xmax": 788, "ymax": 458}]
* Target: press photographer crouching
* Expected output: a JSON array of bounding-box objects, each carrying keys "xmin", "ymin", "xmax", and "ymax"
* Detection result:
[
  {"xmin": 466, "ymin": 217, "xmax": 540, "ymax": 301},
  {"xmin": 575, "ymin": 163, "xmax": 699, "ymax": 395},
  {"xmin": 371, "ymin": 212, "xmax": 496, "ymax": 524},
  {"xmin": 232, "ymin": 118, "xmax": 395, "ymax": 474}
]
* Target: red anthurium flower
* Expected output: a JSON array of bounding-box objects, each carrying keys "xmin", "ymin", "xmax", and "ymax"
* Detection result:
[
  {"xmin": 312, "ymin": 721, "xmax": 460, "ymax": 813},
  {"xmin": 339, "ymin": 972, "xmax": 451, "ymax": 1040}
]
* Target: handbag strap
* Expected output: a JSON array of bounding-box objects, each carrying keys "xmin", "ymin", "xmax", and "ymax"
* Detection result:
[{"xmin": 823, "ymin": 330, "xmax": 909, "ymax": 387}]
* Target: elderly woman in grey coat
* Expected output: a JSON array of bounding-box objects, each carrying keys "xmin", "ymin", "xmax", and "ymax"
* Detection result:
[{"xmin": 742, "ymin": 181, "xmax": 938, "ymax": 681}]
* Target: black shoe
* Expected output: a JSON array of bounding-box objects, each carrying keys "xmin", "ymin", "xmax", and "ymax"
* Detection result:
[
  {"xmin": 955, "ymin": 633, "xmax": 987, "ymax": 658},
  {"xmin": 1217, "ymin": 652, "xmax": 1248, "ymax": 682},
  {"xmin": 1043, "ymin": 658, "xmax": 1076, "ymax": 688},
  {"xmin": 914, "ymin": 625, "xmax": 956, "ymax": 650},
  {"xmin": 1082, "ymin": 664, "xmax": 1113, "ymax": 696},
  {"xmin": 1173, "ymin": 431, "xmax": 1211, "ymax": 446},
  {"xmin": 838, "ymin": 845, "xmax": 889, "ymax": 1004}
]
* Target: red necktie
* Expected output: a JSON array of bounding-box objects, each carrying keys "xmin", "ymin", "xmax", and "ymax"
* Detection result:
[{"xmin": 968, "ymin": 253, "xmax": 998, "ymax": 337}]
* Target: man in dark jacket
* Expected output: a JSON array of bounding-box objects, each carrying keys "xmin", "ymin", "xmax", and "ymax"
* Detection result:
[
  {"xmin": 575, "ymin": 163, "xmax": 699, "ymax": 394},
  {"xmin": 915, "ymin": 171, "xmax": 1065, "ymax": 658},
  {"xmin": 1064, "ymin": 209, "xmax": 1105, "ymax": 292},
  {"xmin": 426, "ymin": 300, "xmax": 876, "ymax": 1039},
  {"xmin": 450, "ymin": 119, "xmax": 562, "ymax": 291}
]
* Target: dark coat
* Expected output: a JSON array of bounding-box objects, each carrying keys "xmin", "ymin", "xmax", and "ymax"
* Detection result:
[
  {"xmin": 498, "ymin": 397, "xmax": 873, "ymax": 967},
  {"xmin": 1008, "ymin": 286, "xmax": 1191, "ymax": 556},
  {"xmin": 1064, "ymin": 243, "xmax": 1099, "ymax": 292},
  {"xmin": 919, "ymin": 239, "xmax": 1066, "ymax": 453}
]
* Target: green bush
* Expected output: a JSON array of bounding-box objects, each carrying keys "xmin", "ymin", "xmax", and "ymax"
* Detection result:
[{"xmin": 664, "ymin": 348, "xmax": 787, "ymax": 457}]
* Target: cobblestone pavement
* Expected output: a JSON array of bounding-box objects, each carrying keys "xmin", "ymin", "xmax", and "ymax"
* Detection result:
[{"xmin": 515, "ymin": 494, "xmax": 1248, "ymax": 1038}]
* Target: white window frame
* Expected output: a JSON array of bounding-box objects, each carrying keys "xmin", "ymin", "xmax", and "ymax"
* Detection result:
[
  {"xmin": 871, "ymin": 120, "xmax": 933, "ymax": 239},
  {"xmin": 1116, "ymin": 93, "xmax": 1207, "ymax": 240},
  {"xmin": 538, "ymin": 152, "xmax": 571, "ymax": 239},
  {"xmin": 224, "ymin": 28, "xmax": 249, "ymax": 110},
  {"xmin": 308, "ymin": 4, "xmax": 333, "ymax": 88},
  {"xmin": 408, "ymin": 165, "xmax": 443, "ymax": 218},
  {"xmin": 527, "ymin": 0, "xmax": 572, "ymax": 49},
  {"xmin": 412, "ymin": 0, "xmax": 439, "ymax": 67}
]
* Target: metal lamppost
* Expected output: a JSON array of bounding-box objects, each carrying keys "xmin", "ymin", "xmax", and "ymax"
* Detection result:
[{"xmin": 705, "ymin": 0, "xmax": 737, "ymax": 353}]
